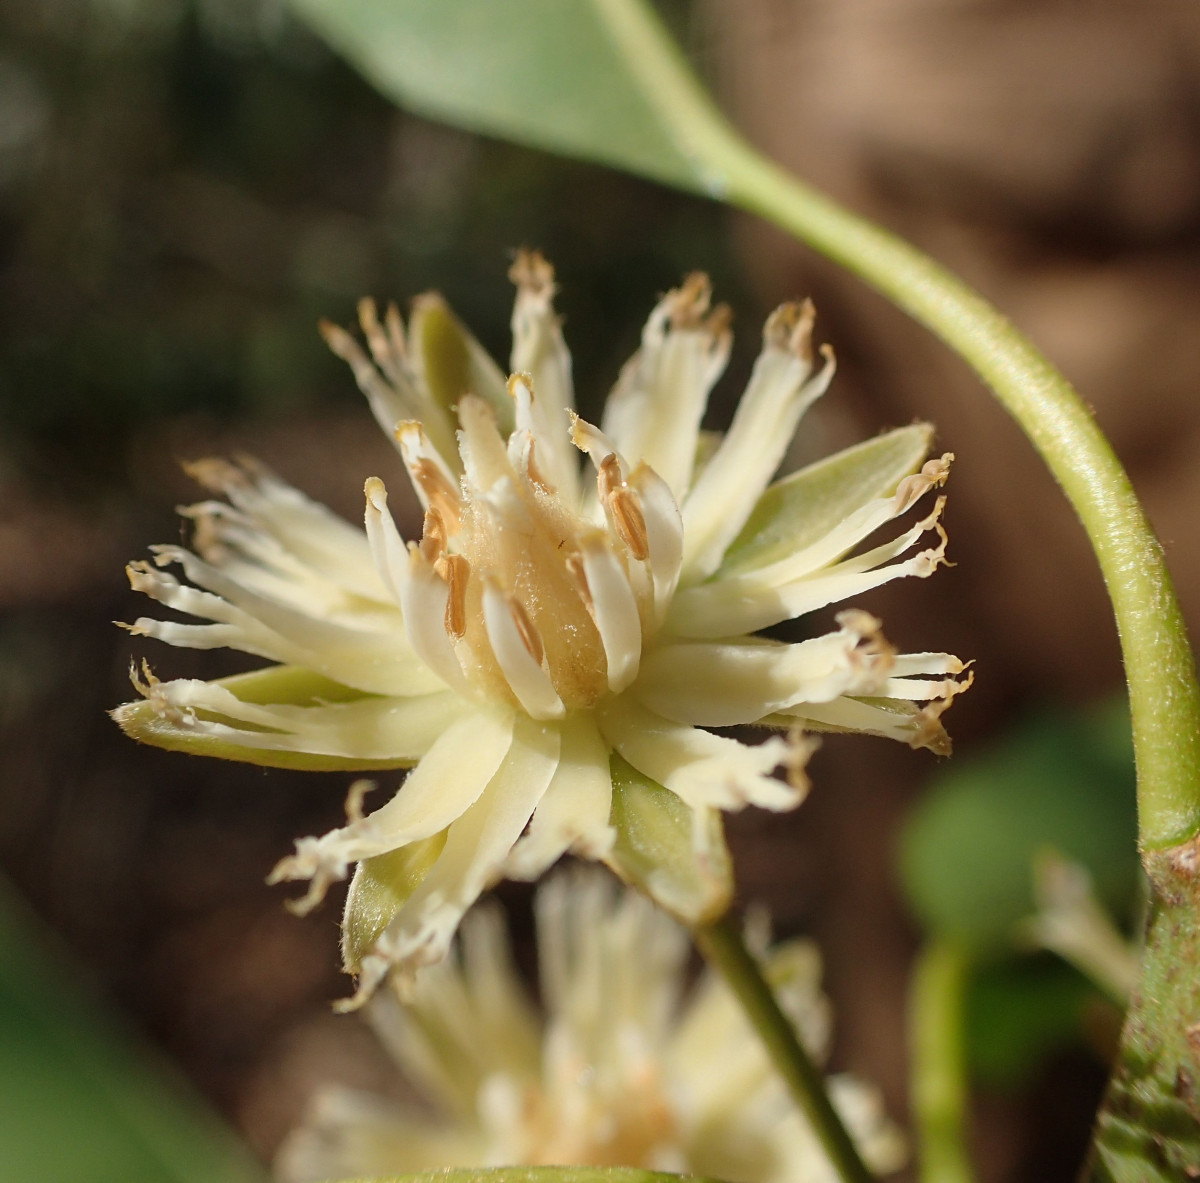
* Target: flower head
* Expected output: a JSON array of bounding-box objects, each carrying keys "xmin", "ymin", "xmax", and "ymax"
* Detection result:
[
  {"xmin": 115, "ymin": 254, "xmax": 969, "ymax": 1003},
  {"xmin": 276, "ymin": 870, "xmax": 906, "ymax": 1183}
]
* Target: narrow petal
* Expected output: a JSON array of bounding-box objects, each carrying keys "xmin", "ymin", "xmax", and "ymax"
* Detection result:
[
  {"xmin": 348, "ymin": 716, "xmax": 561, "ymax": 1005},
  {"xmin": 113, "ymin": 672, "xmax": 464, "ymax": 770},
  {"xmin": 635, "ymin": 619, "xmax": 895, "ymax": 727},
  {"xmin": 600, "ymin": 274, "xmax": 731, "ymax": 498},
  {"xmin": 598, "ymin": 697, "xmax": 805, "ymax": 814},
  {"xmin": 184, "ymin": 456, "xmax": 389, "ymax": 602},
  {"xmin": 397, "ymin": 547, "xmax": 472, "ymax": 696},
  {"xmin": 681, "ymin": 303, "xmax": 836, "ymax": 582},
  {"xmin": 268, "ymin": 708, "xmax": 515, "ymax": 914},
  {"xmin": 667, "ymin": 498, "xmax": 950, "ymax": 639},
  {"xmin": 509, "ymin": 251, "xmax": 579, "ymax": 499},
  {"xmin": 505, "ymin": 714, "xmax": 614, "ymax": 880}
]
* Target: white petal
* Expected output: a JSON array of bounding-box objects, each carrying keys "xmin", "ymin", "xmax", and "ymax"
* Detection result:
[
  {"xmin": 635, "ymin": 627, "xmax": 892, "ymax": 727},
  {"xmin": 598, "ymin": 697, "xmax": 804, "ymax": 814},
  {"xmin": 681, "ymin": 307, "xmax": 836, "ymax": 582},
  {"xmin": 363, "ymin": 477, "xmax": 410, "ymax": 607},
  {"xmin": 627, "ymin": 462, "xmax": 684, "ymax": 621},
  {"xmin": 269, "ymin": 707, "xmax": 514, "ymax": 922},
  {"xmin": 351, "ymin": 716, "xmax": 560, "ymax": 1003},
  {"xmin": 667, "ymin": 501, "xmax": 949, "ymax": 639},
  {"xmin": 600, "ymin": 275, "xmax": 731, "ymax": 498},
  {"xmin": 505, "ymin": 714, "xmax": 614, "ymax": 879},
  {"xmin": 114, "ymin": 676, "xmax": 464, "ymax": 768},
  {"xmin": 508, "ymin": 257, "xmax": 579, "ymax": 500}
]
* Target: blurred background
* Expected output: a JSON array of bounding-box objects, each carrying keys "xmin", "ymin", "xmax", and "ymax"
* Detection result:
[{"xmin": 0, "ymin": 0, "xmax": 1197, "ymax": 1179}]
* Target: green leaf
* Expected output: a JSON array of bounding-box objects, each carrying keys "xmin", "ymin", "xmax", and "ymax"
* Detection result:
[
  {"xmin": 342, "ymin": 835, "xmax": 448, "ymax": 973},
  {"xmin": 716, "ymin": 424, "xmax": 934, "ymax": 577},
  {"xmin": 284, "ymin": 0, "xmax": 707, "ymax": 193},
  {"xmin": 604, "ymin": 753, "xmax": 732, "ymax": 926},
  {"xmin": 330, "ymin": 1170, "xmax": 724, "ymax": 1183},
  {"xmin": 0, "ymin": 876, "xmax": 266, "ymax": 1183},
  {"xmin": 965, "ymin": 957, "xmax": 1108, "ymax": 1089},
  {"xmin": 898, "ymin": 699, "xmax": 1139, "ymax": 959}
]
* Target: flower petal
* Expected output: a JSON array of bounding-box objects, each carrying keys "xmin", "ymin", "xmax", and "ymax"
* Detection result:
[
  {"xmin": 504, "ymin": 714, "xmax": 614, "ymax": 880},
  {"xmin": 680, "ymin": 303, "xmax": 836, "ymax": 582},
  {"xmin": 348, "ymin": 715, "xmax": 561, "ymax": 1005},
  {"xmin": 269, "ymin": 707, "xmax": 516, "ymax": 915},
  {"xmin": 635, "ymin": 617, "xmax": 896, "ymax": 727},
  {"xmin": 599, "ymin": 697, "xmax": 806, "ymax": 815},
  {"xmin": 601, "ymin": 274, "xmax": 731, "ymax": 498},
  {"xmin": 113, "ymin": 668, "xmax": 464, "ymax": 770}
]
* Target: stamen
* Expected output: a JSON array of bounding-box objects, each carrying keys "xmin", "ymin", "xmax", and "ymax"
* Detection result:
[
  {"xmin": 481, "ymin": 578, "xmax": 564, "ymax": 720},
  {"xmin": 395, "ymin": 421, "xmax": 463, "ymax": 529},
  {"xmin": 436, "ymin": 553, "xmax": 469, "ymax": 638},
  {"xmin": 610, "ymin": 488, "xmax": 650, "ymax": 561},
  {"xmin": 419, "ymin": 507, "xmax": 447, "ymax": 563},
  {"xmin": 509, "ymin": 595, "xmax": 544, "ymax": 665}
]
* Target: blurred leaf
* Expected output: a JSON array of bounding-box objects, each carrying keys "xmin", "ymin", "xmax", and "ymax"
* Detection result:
[
  {"xmin": 284, "ymin": 0, "xmax": 707, "ymax": 193},
  {"xmin": 898, "ymin": 698, "xmax": 1139, "ymax": 959},
  {"xmin": 965, "ymin": 956, "xmax": 1110, "ymax": 1089},
  {"xmin": 0, "ymin": 877, "xmax": 266, "ymax": 1183}
]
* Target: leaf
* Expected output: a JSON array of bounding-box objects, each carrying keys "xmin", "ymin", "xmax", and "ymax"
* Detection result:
[
  {"xmin": 284, "ymin": 0, "xmax": 706, "ymax": 193},
  {"xmin": 898, "ymin": 699, "xmax": 1139, "ymax": 960},
  {"xmin": 716, "ymin": 425, "xmax": 934, "ymax": 577},
  {"xmin": 0, "ymin": 875, "xmax": 266, "ymax": 1183}
]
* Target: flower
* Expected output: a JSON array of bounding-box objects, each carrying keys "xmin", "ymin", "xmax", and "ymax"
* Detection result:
[
  {"xmin": 275, "ymin": 869, "xmax": 906, "ymax": 1183},
  {"xmin": 115, "ymin": 254, "xmax": 969, "ymax": 1004}
]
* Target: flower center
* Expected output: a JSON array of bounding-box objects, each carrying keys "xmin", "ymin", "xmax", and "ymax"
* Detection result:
[{"xmin": 375, "ymin": 380, "xmax": 685, "ymax": 721}]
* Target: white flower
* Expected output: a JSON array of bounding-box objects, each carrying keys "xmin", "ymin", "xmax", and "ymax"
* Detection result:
[
  {"xmin": 275, "ymin": 870, "xmax": 906, "ymax": 1183},
  {"xmin": 115, "ymin": 254, "xmax": 969, "ymax": 1003}
]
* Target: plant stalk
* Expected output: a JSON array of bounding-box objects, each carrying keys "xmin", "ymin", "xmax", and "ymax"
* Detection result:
[
  {"xmin": 592, "ymin": 0, "xmax": 1200, "ymax": 852},
  {"xmin": 693, "ymin": 916, "xmax": 874, "ymax": 1183},
  {"xmin": 909, "ymin": 942, "xmax": 975, "ymax": 1183}
]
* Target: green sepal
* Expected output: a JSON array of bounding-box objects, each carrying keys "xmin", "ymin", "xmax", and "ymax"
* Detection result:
[
  {"xmin": 717, "ymin": 423, "xmax": 933, "ymax": 577},
  {"xmin": 341, "ymin": 834, "xmax": 448, "ymax": 973},
  {"xmin": 604, "ymin": 753, "xmax": 733, "ymax": 927},
  {"xmin": 409, "ymin": 293, "xmax": 512, "ymax": 433}
]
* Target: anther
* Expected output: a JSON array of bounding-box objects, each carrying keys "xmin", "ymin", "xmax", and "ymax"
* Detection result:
[
  {"xmin": 508, "ymin": 595, "xmax": 545, "ymax": 665},
  {"xmin": 598, "ymin": 453, "xmax": 623, "ymax": 500},
  {"xmin": 436, "ymin": 553, "xmax": 469, "ymax": 638},
  {"xmin": 610, "ymin": 488, "xmax": 650, "ymax": 561},
  {"xmin": 564, "ymin": 552, "xmax": 592, "ymax": 607},
  {"xmin": 419, "ymin": 507, "xmax": 447, "ymax": 563}
]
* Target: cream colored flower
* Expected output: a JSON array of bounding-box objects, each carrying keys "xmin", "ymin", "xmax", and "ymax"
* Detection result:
[
  {"xmin": 276, "ymin": 870, "xmax": 906, "ymax": 1183},
  {"xmin": 115, "ymin": 255, "xmax": 969, "ymax": 1003}
]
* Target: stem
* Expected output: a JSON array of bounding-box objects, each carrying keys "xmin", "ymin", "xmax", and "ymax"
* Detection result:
[
  {"xmin": 909, "ymin": 943, "xmax": 976, "ymax": 1183},
  {"xmin": 693, "ymin": 916, "xmax": 874, "ymax": 1183},
  {"xmin": 592, "ymin": 0, "xmax": 1200, "ymax": 850}
]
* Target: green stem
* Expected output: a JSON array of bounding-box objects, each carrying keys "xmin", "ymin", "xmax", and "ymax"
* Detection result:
[
  {"xmin": 592, "ymin": 0, "xmax": 1200, "ymax": 850},
  {"xmin": 909, "ymin": 943, "xmax": 976, "ymax": 1183},
  {"xmin": 693, "ymin": 916, "xmax": 874, "ymax": 1183}
]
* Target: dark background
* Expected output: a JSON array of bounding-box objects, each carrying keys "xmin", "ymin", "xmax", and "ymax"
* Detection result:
[{"xmin": 1, "ymin": 1, "xmax": 1198, "ymax": 1179}]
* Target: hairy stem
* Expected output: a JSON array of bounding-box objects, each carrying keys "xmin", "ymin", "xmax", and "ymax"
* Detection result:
[{"xmin": 693, "ymin": 916, "xmax": 874, "ymax": 1183}]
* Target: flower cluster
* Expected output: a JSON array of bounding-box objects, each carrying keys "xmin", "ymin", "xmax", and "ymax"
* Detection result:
[
  {"xmin": 115, "ymin": 254, "xmax": 969, "ymax": 1003},
  {"xmin": 276, "ymin": 870, "xmax": 906, "ymax": 1183}
]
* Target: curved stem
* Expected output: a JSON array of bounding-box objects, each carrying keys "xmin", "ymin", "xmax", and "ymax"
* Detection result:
[
  {"xmin": 693, "ymin": 916, "xmax": 874, "ymax": 1183},
  {"xmin": 592, "ymin": 0, "xmax": 1200, "ymax": 850},
  {"xmin": 909, "ymin": 942, "xmax": 975, "ymax": 1183}
]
